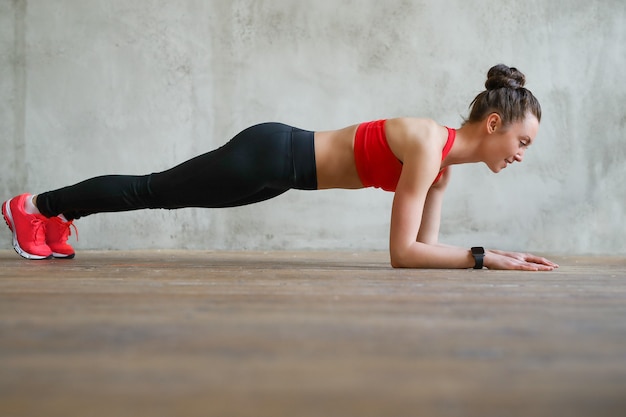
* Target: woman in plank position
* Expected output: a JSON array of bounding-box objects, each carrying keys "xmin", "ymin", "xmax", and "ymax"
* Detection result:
[{"xmin": 2, "ymin": 64, "xmax": 558, "ymax": 270}]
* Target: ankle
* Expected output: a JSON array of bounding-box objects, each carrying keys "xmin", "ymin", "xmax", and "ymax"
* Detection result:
[{"xmin": 23, "ymin": 194, "xmax": 41, "ymax": 215}]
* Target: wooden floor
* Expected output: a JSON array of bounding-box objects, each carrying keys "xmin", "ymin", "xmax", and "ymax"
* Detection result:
[{"xmin": 1, "ymin": 250, "xmax": 625, "ymax": 417}]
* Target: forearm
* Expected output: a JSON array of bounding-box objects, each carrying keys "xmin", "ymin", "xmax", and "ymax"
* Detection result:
[
  {"xmin": 416, "ymin": 187, "xmax": 445, "ymax": 244},
  {"xmin": 390, "ymin": 241, "xmax": 475, "ymax": 269}
]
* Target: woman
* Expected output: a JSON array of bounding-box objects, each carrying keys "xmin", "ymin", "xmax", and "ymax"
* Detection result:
[{"xmin": 2, "ymin": 64, "xmax": 558, "ymax": 270}]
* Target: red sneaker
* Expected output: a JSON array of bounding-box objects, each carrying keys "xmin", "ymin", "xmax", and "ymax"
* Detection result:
[
  {"xmin": 2, "ymin": 194, "xmax": 53, "ymax": 260},
  {"xmin": 46, "ymin": 217, "xmax": 77, "ymax": 259}
]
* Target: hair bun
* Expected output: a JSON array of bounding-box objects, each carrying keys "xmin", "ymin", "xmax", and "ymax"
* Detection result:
[{"xmin": 485, "ymin": 64, "xmax": 526, "ymax": 90}]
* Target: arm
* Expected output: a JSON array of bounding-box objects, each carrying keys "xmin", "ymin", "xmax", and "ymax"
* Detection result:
[
  {"xmin": 390, "ymin": 191, "xmax": 476, "ymax": 268},
  {"xmin": 389, "ymin": 134, "xmax": 475, "ymax": 268},
  {"xmin": 389, "ymin": 128, "xmax": 558, "ymax": 270}
]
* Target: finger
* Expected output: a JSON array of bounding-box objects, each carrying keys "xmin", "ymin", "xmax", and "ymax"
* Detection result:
[
  {"xmin": 545, "ymin": 258, "xmax": 560, "ymax": 268},
  {"xmin": 526, "ymin": 262, "xmax": 555, "ymax": 271},
  {"xmin": 521, "ymin": 263, "xmax": 541, "ymax": 271},
  {"xmin": 540, "ymin": 260, "xmax": 558, "ymax": 268},
  {"xmin": 512, "ymin": 259, "xmax": 556, "ymax": 271},
  {"xmin": 525, "ymin": 254, "xmax": 559, "ymax": 268},
  {"xmin": 505, "ymin": 261, "xmax": 540, "ymax": 271},
  {"xmin": 535, "ymin": 264, "xmax": 555, "ymax": 271},
  {"xmin": 519, "ymin": 265, "xmax": 539, "ymax": 271}
]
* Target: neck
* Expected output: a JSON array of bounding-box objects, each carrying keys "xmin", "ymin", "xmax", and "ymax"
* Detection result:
[{"xmin": 444, "ymin": 122, "xmax": 485, "ymax": 166}]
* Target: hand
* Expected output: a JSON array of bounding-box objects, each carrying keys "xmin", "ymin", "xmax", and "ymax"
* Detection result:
[{"xmin": 484, "ymin": 249, "xmax": 559, "ymax": 271}]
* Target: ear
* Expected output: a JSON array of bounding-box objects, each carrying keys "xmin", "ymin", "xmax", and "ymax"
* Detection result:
[{"xmin": 486, "ymin": 113, "xmax": 502, "ymax": 134}]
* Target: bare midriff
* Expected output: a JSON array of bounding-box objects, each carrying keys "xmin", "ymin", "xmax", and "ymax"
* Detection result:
[{"xmin": 313, "ymin": 125, "xmax": 363, "ymax": 190}]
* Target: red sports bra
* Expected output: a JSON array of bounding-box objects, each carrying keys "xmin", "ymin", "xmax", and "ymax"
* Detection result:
[{"xmin": 353, "ymin": 119, "xmax": 456, "ymax": 192}]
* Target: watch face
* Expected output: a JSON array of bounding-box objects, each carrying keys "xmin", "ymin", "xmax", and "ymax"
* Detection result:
[{"xmin": 471, "ymin": 247, "xmax": 485, "ymax": 256}]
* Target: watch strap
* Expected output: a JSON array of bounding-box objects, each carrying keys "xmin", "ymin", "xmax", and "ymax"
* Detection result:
[{"xmin": 471, "ymin": 246, "xmax": 485, "ymax": 269}]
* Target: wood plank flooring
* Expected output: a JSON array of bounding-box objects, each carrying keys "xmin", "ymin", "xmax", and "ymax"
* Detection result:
[{"xmin": 1, "ymin": 250, "xmax": 625, "ymax": 417}]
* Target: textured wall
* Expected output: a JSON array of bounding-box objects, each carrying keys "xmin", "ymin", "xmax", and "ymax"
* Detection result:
[{"xmin": 1, "ymin": 0, "xmax": 625, "ymax": 255}]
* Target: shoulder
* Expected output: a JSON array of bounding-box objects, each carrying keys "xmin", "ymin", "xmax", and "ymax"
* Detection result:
[
  {"xmin": 386, "ymin": 117, "xmax": 440, "ymax": 134},
  {"xmin": 385, "ymin": 118, "xmax": 443, "ymax": 160},
  {"xmin": 390, "ymin": 118, "xmax": 443, "ymax": 197}
]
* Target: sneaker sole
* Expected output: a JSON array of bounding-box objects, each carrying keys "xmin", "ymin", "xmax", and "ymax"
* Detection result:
[
  {"xmin": 2, "ymin": 199, "xmax": 53, "ymax": 260},
  {"xmin": 52, "ymin": 252, "xmax": 76, "ymax": 260}
]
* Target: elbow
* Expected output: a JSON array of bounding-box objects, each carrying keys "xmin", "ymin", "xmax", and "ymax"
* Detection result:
[
  {"xmin": 391, "ymin": 260, "xmax": 408, "ymax": 269},
  {"xmin": 390, "ymin": 248, "xmax": 413, "ymax": 269},
  {"xmin": 390, "ymin": 242, "xmax": 432, "ymax": 269},
  {"xmin": 390, "ymin": 257, "xmax": 403, "ymax": 269}
]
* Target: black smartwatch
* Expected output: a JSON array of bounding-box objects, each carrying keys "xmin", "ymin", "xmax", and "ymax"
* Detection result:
[{"xmin": 471, "ymin": 247, "xmax": 485, "ymax": 269}]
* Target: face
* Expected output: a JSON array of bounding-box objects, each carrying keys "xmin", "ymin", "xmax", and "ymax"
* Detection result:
[{"xmin": 485, "ymin": 113, "xmax": 540, "ymax": 173}]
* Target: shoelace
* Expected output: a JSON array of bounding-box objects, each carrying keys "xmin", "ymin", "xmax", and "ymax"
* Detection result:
[
  {"xmin": 66, "ymin": 220, "xmax": 79, "ymax": 242},
  {"xmin": 30, "ymin": 217, "xmax": 48, "ymax": 246},
  {"xmin": 53, "ymin": 218, "xmax": 79, "ymax": 242}
]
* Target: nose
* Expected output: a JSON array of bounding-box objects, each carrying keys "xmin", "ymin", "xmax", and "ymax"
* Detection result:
[{"xmin": 515, "ymin": 149, "xmax": 525, "ymax": 163}]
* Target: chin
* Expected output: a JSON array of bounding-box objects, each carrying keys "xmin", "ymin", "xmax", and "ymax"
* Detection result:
[{"xmin": 486, "ymin": 163, "xmax": 501, "ymax": 173}]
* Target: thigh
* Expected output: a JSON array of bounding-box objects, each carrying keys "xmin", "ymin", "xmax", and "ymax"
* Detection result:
[
  {"xmin": 210, "ymin": 186, "xmax": 290, "ymax": 208},
  {"xmin": 148, "ymin": 123, "xmax": 294, "ymax": 209}
]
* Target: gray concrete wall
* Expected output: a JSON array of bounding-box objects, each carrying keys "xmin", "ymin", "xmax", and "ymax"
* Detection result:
[{"xmin": 1, "ymin": 0, "xmax": 625, "ymax": 255}]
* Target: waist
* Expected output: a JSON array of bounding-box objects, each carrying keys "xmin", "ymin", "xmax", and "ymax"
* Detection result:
[{"xmin": 290, "ymin": 128, "xmax": 318, "ymax": 190}]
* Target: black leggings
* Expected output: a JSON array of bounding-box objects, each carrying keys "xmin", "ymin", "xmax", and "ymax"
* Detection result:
[{"xmin": 36, "ymin": 123, "xmax": 317, "ymax": 220}]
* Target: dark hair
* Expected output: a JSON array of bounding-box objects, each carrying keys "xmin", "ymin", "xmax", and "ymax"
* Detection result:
[{"xmin": 464, "ymin": 64, "xmax": 542, "ymax": 126}]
